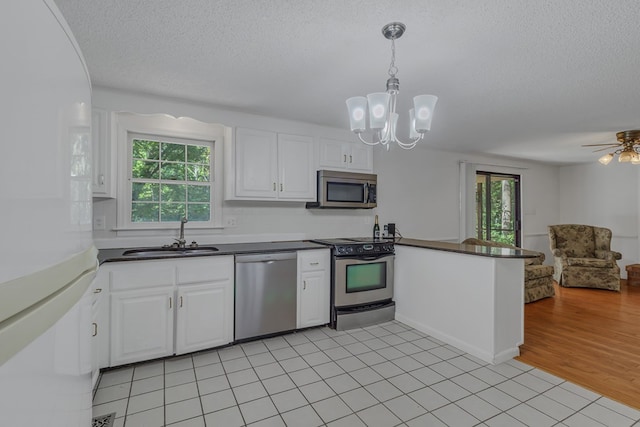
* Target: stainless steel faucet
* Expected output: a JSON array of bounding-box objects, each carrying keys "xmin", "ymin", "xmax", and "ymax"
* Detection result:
[{"xmin": 175, "ymin": 217, "xmax": 188, "ymax": 248}]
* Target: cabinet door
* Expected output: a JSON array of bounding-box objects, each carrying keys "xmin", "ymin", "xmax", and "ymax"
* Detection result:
[
  {"xmin": 318, "ymin": 138, "xmax": 348, "ymax": 170},
  {"xmin": 91, "ymin": 297, "xmax": 101, "ymax": 389},
  {"xmin": 319, "ymin": 138, "xmax": 374, "ymax": 172},
  {"xmin": 235, "ymin": 128, "xmax": 278, "ymax": 198},
  {"xmin": 110, "ymin": 287, "xmax": 174, "ymax": 366},
  {"xmin": 91, "ymin": 108, "xmax": 115, "ymax": 198},
  {"xmin": 175, "ymin": 281, "xmax": 233, "ymax": 355},
  {"xmin": 92, "ymin": 267, "xmax": 111, "ymax": 370},
  {"xmin": 347, "ymin": 142, "xmax": 373, "ymax": 172},
  {"xmin": 298, "ymin": 271, "xmax": 329, "ymax": 328},
  {"xmin": 297, "ymin": 249, "xmax": 330, "ymax": 329},
  {"xmin": 278, "ymin": 134, "xmax": 315, "ymax": 200}
]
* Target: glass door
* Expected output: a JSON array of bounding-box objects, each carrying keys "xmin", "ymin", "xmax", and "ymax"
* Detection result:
[{"xmin": 475, "ymin": 171, "xmax": 521, "ymax": 246}]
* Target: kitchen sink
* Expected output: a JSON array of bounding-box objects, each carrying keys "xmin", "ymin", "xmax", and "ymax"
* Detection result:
[{"xmin": 122, "ymin": 247, "xmax": 219, "ymax": 257}]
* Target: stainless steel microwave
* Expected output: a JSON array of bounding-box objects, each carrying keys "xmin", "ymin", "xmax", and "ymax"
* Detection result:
[{"xmin": 306, "ymin": 170, "xmax": 377, "ymax": 209}]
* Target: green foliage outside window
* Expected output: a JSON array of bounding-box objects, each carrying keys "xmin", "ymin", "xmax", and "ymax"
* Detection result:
[
  {"xmin": 131, "ymin": 138, "xmax": 212, "ymax": 223},
  {"xmin": 476, "ymin": 174, "xmax": 517, "ymax": 246}
]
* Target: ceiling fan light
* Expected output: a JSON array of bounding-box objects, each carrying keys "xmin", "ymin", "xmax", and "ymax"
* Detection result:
[
  {"xmin": 618, "ymin": 150, "xmax": 634, "ymax": 162},
  {"xmin": 632, "ymin": 153, "xmax": 640, "ymax": 164},
  {"xmin": 598, "ymin": 153, "xmax": 614, "ymax": 165}
]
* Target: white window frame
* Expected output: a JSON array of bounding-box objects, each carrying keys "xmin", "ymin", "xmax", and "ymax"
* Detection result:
[{"xmin": 115, "ymin": 112, "xmax": 228, "ymax": 230}]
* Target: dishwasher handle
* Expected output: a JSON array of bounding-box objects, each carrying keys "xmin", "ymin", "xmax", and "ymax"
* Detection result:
[{"xmin": 235, "ymin": 252, "xmax": 297, "ymax": 263}]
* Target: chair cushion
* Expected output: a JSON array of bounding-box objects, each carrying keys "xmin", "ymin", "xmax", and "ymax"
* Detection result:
[
  {"xmin": 566, "ymin": 257, "xmax": 610, "ymax": 268},
  {"xmin": 525, "ymin": 264, "xmax": 554, "ymax": 280},
  {"xmin": 551, "ymin": 225, "xmax": 596, "ymax": 258}
]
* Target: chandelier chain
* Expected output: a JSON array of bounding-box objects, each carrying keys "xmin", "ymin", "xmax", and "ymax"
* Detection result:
[{"xmin": 388, "ymin": 38, "xmax": 398, "ymax": 77}]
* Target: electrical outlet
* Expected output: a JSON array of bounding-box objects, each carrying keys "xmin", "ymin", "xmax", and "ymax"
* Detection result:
[
  {"xmin": 93, "ymin": 215, "xmax": 106, "ymax": 230},
  {"xmin": 225, "ymin": 216, "xmax": 237, "ymax": 227}
]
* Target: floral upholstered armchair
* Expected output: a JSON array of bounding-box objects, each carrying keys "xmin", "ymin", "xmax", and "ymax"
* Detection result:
[{"xmin": 548, "ymin": 224, "xmax": 621, "ymax": 291}]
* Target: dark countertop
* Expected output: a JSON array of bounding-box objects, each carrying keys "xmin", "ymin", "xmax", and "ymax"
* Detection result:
[
  {"xmin": 98, "ymin": 237, "xmax": 539, "ymax": 264},
  {"xmin": 394, "ymin": 238, "xmax": 540, "ymax": 259},
  {"xmin": 98, "ymin": 241, "xmax": 327, "ymax": 264}
]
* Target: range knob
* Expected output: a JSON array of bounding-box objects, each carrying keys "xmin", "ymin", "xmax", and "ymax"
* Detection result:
[
  {"xmin": 346, "ymin": 247, "xmax": 354, "ymax": 254},
  {"xmin": 337, "ymin": 247, "xmax": 345, "ymax": 254}
]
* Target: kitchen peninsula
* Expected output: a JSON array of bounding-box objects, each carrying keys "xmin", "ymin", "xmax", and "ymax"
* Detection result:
[{"xmin": 393, "ymin": 238, "xmax": 539, "ymax": 364}]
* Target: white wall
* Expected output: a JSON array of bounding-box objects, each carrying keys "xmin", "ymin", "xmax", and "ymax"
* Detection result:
[
  {"xmin": 373, "ymin": 145, "xmax": 561, "ymax": 261},
  {"xmin": 92, "ymin": 87, "xmax": 375, "ymax": 248},
  {"xmin": 558, "ymin": 163, "xmax": 639, "ymax": 276}
]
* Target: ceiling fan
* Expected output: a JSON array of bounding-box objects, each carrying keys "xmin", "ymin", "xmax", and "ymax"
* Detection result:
[{"xmin": 583, "ymin": 130, "xmax": 640, "ymax": 164}]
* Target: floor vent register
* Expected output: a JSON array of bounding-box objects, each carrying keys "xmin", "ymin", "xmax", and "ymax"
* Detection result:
[{"xmin": 91, "ymin": 412, "xmax": 115, "ymax": 427}]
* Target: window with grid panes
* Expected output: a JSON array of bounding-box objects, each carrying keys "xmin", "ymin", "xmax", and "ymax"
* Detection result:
[
  {"xmin": 114, "ymin": 112, "xmax": 226, "ymax": 230},
  {"xmin": 130, "ymin": 134, "xmax": 212, "ymax": 223}
]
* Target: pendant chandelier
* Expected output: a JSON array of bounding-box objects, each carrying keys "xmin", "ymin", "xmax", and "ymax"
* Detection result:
[
  {"xmin": 346, "ymin": 22, "xmax": 438, "ymax": 150},
  {"xmin": 584, "ymin": 130, "xmax": 640, "ymax": 165}
]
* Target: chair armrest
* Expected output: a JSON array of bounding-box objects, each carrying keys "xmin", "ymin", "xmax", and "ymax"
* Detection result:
[{"xmin": 596, "ymin": 250, "xmax": 622, "ymax": 261}]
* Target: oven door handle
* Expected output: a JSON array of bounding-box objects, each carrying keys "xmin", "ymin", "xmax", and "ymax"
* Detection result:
[{"xmin": 340, "ymin": 254, "xmax": 393, "ymax": 262}]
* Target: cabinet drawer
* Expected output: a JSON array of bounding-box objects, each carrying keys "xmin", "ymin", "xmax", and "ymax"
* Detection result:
[
  {"xmin": 298, "ymin": 249, "xmax": 329, "ymax": 272},
  {"xmin": 110, "ymin": 261, "xmax": 175, "ymax": 291},
  {"xmin": 176, "ymin": 256, "xmax": 234, "ymax": 284}
]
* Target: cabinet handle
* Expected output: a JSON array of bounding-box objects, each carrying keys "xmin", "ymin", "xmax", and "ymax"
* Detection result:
[
  {"xmin": 93, "ymin": 288, "xmax": 102, "ymax": 293},
  {"xmin": 280, "ymin": 183, "xmax": 283, "ymax": 192},
  {"xmin": 99, "ymin": 174, "xmax": 105, "ymax": 185},
  {"xmin": 92, "ymin": 322, "xmax": 98, "ymax": 337},
  {"xmin": 303, "ymin": 280, "xmax": 307, "ymax": 290},
  {"xmin": 273, "ymin": 182, "xmax": 276, "ymax": 191},
  {"xmin": 169, "ymin": 297, "xmax": 172, "ymax": 309},
  {"xmin": 343, "ymin": 154, "xmax": 347, "ymax": 163},
  {"xmin": 349, "ymin": 155, "xmax": 353, "ymax": 163},
  {"xmin": 310, "ymin": 262, "xmax": 319, "ymax": 266},
  {"xmin": 180, "ymin": 296, "xmax": 183, "ymax": 308}
]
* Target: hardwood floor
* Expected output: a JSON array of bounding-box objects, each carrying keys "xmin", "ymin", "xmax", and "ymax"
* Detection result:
[{"xmin": 517, "ymin": 280, "xmax": 640, "ymax": 409}]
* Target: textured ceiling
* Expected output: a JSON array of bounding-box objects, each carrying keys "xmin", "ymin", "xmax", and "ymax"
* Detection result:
[{"xmin": 53, "ymin": 0, "xmax": 640, "ymax": 165}]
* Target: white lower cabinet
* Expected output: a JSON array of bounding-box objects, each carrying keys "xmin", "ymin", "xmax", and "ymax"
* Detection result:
[
  {"xmin": 297, "ymin": 249, "xmax": 331, "ymax": 329},
  {"xmin": 175, "ymin": 257, "xmax": 234, "ymax": 355},
  {"xmin": 106, "ymin": 256, "xmax": 234, "ymax": 367},
  {"xmin": 111, "ymin": 287, "xmax": 175, "ymax": 366}
]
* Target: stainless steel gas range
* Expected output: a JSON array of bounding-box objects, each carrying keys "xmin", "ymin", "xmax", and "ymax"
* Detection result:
[{"xmin": 310, "ymin": 238, "xmax": 395, "ymax": 330}]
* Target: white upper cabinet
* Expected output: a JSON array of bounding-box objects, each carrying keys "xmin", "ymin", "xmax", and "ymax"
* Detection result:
[
  {"xmin": 277, "ymin": 134, "xmax": 315, "ymax": 200},
  {"xmin": 227, "ymin": 128, "xmax": 315, "ymax": 201},
  {"xmin": 233, "ymin": 128, "xmax": 279, "ymax": 199},
  {"xmin": 91, "ymin": 108, "xmax": 116, "ymax": 198},
  {"xmin": 318, "ymin": 138, "xmax": 373, "ymax": 173}
]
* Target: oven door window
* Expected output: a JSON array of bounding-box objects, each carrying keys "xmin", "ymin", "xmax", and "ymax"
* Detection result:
[
  {"xmin": 346, "ymin": 262, "xmax": 386, "ymax": 293},
  {"xmin": 326, "ymin": 182, "xmax": 364, "ymax": 203}
]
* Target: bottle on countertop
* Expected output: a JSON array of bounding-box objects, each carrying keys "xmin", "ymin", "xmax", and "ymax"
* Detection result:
[{"xmin": 373, "ymin": 215, "xmax": 380, "ymax": 240}]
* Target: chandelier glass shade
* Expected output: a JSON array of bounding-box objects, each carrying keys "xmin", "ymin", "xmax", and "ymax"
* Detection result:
[
  {"xmin": 346, "ymin": 22, "xmax": 438, "ymax": 150},
  {"xmin": 594, "ymin": 130, "xmax": 640, "ymax": 165}
]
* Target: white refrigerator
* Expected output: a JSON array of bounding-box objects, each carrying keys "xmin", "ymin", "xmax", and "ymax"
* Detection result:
[{"xmin": 0, "ymin": 1, "xmax": 98, "ymax": 426}]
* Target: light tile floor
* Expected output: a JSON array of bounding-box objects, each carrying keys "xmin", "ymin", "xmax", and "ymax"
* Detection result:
[{"xmin": 93, "ymin": 321, "xmax": 640, "ymax": 426}]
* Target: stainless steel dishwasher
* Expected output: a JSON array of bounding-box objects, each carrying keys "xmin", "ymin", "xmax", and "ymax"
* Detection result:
[{"xmin": 235, "ymin": 252, "xmax": 297, "ymax": 341}]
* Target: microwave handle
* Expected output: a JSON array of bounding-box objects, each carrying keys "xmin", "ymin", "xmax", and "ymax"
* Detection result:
[{"xmin": 364, "ymin": 182, "xmax": 369, "ymax": 203}]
